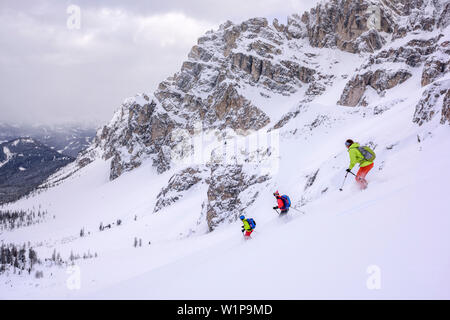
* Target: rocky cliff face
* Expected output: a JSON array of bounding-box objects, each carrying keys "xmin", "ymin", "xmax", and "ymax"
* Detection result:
[
  {"xmin": 203, "ymin": 163, "xmax": 270, "ymax": 231},
  {"xmin": 386, "ymin": 0, "xmax": 450, "ymax": 37},
  {"xmin": 413, "ymin": 79, "xmax": 450, "ymax": 125},
  {"xmin": 337, "ymin": 1, "xmax": 449, "ymax": 108},
  {"xmin": 301, "ymin": 0, "xmax": 392, "ymax": 53},
  {"xmin": 154, "ymin": 166, "xmax": 208, "ymax": 213},
  {"xmin": 338, "ymin": 69, "xmax": 413, "ymax": 106},
  {"xmin": 64, "ymin": 0, "xmax": 449, "ymax": 231},
  {"xmin": 79, "ymin": 14, "xmax": 338, "ymax": 178},
  {"xmin": 422, "ymin": 39, "xmax": 450, "ymax": 86}
]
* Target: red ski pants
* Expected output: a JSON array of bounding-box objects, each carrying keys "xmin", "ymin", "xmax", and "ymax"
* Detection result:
[{"xmin": 356, "ymin": 163, "xmax": 374, "ymax": 189}]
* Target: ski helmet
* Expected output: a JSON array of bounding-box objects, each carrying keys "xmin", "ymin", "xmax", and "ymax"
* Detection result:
[
  {"xmin": 345, "ymin": 139, "xmax": 354, "ymax": 148},
  {"xmin": 239, "ymin": 215, "xmax": 245, "ymax": 220}
]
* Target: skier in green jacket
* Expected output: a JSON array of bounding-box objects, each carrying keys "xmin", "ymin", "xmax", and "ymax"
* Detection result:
[
  {"xmin": 240, "ymin": 215, "xmax": 255, "ymax": 239},
  {"xmin": 345, "ymin": 139, "xmax": 374, "ymax": 190}
]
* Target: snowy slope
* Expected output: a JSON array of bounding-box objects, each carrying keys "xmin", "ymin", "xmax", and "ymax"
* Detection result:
[
  {"xmin": 1, "ymin": 0, "xmax": 449, "ymax": 299},
  {"xmin": 2, "ymin": 71, "xmax": 449, "ymax": 299}
]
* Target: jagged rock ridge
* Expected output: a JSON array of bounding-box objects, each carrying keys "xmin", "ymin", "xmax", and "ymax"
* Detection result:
[{"xmin": 59, "ymin": 0, "xmax": 449, "ymax": 231}]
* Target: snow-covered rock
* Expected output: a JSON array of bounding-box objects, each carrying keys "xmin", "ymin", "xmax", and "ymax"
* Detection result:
[
  {"xmin": 338, "ymin": 69, "xmax": 413, "ymax": 106},
  {"xmin": 413, "ymin": 79, "xmax": 450, "ymax": 125},
  {"xmin": 337, "ymin": 10, "xmax": 449, "ymax": 107},
  {"xmin": 203, "ymin": 163, "xmax": 270, "ymax": 231},
  {"xmin": 421, "ymin": 39, "xmax": 450, "ymax": 86},
  {"xmin": 154, "ymin": 166, "xmax": 208, "ymax": 213},
  {"xmin": 300, "ymin": 0, "xmax": 392, "ymax": 53}
]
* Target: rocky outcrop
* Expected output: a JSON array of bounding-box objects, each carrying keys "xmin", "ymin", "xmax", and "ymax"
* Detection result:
[
  {"xmin": 154, "ymin": 167, "xmax": 207, "ymax": 213},
  {"xmin": 421, "ymin": 40, "xmax": 450, "ymax": 86},
  {"xmin": 337, "ymin": 74, "xmax": 369, "ymax": 107},
  {"xmin": 95, "ymin": 95, "xmax": 176, "ymax": 178},
  {"xmin": 338, "ymin": 28, "xmax": 448, "ymax": 107},
  {"xmin": 383, "ymin": 0, "xmax": 425, "ymax": 15},
  {"xmin": 365, "ymin": 36, "xmax": 443, "ymax": 68},
  {"xmin": 389, "ymin": 0, "xmax": 450, "ymax": 38},
  {"xmin": 204, "ymin": 164, "xmax": 269, "ymax": 231},
  {"xmin": 338, "ymin": 69, "xmax": 412, "ymax": 106},
  {"xmin": 413, "ymin": 79, "xmax": 450, "ymax": 125},
  {"xmin": 442, "ymin": 89, "xmax": 450, "ymax": 124},
  {"xmin": 154, "ymin": 162, "xmax": 270, "ymax": 231},
  {"xmin": 298, "ymin": 0, "xmax": 448, "ymax": 53},
  {"xmin": 207, "ymin": 84, "xmax": 270, "ymax": 131},
  {"xmin": 422, "ymin": 56, "xmax": 449, "ymax": 86},
  {"xmin": 438, "ymin": 1, "xmax": 450, "ymax": 28},
  {"xmin": 230, "ymin": 52, "xmax": 316, "ymax": 93},
  {"xmin": 300, "ymin": 0, "xmax": 392, "ymax": 53},
  {"xmin": 152, "ymin": 162, "xmax": 272, "ymax": 232}
]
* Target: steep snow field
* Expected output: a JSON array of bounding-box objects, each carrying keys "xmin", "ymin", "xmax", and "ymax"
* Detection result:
[{"xmin": 1, "ymin": 67, "xmax": 449, "ymax": 299}]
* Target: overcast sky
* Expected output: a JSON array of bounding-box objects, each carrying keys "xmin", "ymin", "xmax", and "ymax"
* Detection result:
[{"xmin": 0, "ymin": 0, "xmax": 320, "ymax": 126}]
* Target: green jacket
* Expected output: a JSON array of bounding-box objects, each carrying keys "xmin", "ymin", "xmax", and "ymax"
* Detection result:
[
  {"xmin": 242, "ymin": 219, "xmax": 252, "ymax": 231},
  {"xmin": 348, "ymin": 143, "xmax": 373, "ymax": 170}
]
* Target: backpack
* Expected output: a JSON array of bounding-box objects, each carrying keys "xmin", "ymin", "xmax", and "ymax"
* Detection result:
[
  {"xmin": 247, "ymin": 218, "xmax": 256, "ymax": 229},
  {"xmin": 358, "ymin": 146, "xmax": 376, "ymax": 161},
  {"xmin": 281, "ymin": 195, "xmax": 291, "ymax": 208}
]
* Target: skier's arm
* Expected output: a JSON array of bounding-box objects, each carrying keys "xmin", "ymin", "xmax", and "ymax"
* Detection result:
[{"xmin": 348, "ymin": 149, "xmax": 358, "ymax": 170}]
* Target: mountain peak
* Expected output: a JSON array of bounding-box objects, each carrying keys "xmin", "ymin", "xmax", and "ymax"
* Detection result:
[{"xmin": 68, "ymin": 0, "xmax": 449, "ymax": 185}]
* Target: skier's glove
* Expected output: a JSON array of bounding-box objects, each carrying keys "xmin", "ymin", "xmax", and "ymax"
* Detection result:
[
  {"xmin": 346, "ymin": 168, "xmax": 351, "ymax": 173},
  {"xmin": 273, "ymin": 206, "xmax": 278, "ymax": 210}
]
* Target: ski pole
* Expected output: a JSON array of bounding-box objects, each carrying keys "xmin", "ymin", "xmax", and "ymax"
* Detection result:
[
  {"xmin": 339, "ymin": 172, "xmax": 349, "ymax": 191},
  {"xmin": 291, "ymin": 207, "xmax": 305, "ymax": 214}
]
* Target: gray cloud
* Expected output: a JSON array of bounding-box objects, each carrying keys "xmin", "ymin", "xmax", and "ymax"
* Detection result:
[{"xmin": 0, "ymin": 0, "xmax": 320, "ymax": 126}]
